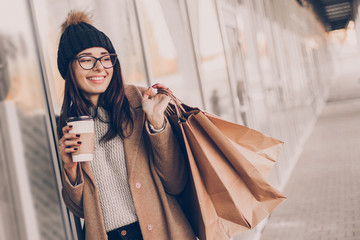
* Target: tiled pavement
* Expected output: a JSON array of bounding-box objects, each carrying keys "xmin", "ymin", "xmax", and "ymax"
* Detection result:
[{"xmin": 259, "ymin": 97, "xmax": 360, "ymax": 239}]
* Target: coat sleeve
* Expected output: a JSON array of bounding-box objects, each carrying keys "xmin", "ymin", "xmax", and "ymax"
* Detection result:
[
  {"xmin": 61, "ymin": 165, "xmax": 85, "ymax": 218},
  {"xmin": 145, "ymin": 120, "xmax": 188, "ymax": 195},
  {"xmin": 129, "ymin": 84, "xmax": 188, "ymax": 195}
]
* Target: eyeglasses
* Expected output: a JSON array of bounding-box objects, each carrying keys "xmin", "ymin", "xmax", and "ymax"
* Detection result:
[{"xmin": 75, "ymin": 54, "xmax": 117, "ymax": 70}]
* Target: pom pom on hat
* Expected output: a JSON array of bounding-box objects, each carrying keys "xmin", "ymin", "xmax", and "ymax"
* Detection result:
[
  {"xmin": 60, "ymin": 11, "xmax": 93, "ymax": 33},
  {"xmin": 57, "ymin": 10, "xmax": 116, "ymax": 79}
]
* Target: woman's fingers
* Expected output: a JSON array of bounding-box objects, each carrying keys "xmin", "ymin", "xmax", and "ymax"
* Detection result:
[
  {"xmin": 59, "ymin": 140, "xmax": 80, "ymax": 152},
  {"xmin": 64, "ymin": 140, "xmax": 82, "ymax": 147},
  {"xmin": 152, "ymin": 83, "xmax": 167, "ymax": 89},
  {"xmin": 59, "ymin": 133, "xmax": 81, "ymax": 154},
  {"xmin": 159, "ymin": 94, "xmax": 171, "ymax": 105},
  {"xmin": 143, "ymin": 83, "xmax": 173, "ymax": 102},
  {"xmin": 62, "ymin": 124, "xmax": 73, "ymax": 135},
  {"xmin": 63, "ymin": 146, "xmax": 79, "ymax": 153},
  {"xmin": 63, "ymin": 133, "xmax": 81, "ymax": 140},
  {"xmin": 143, "ymin": 87, "xmax": 152, "ymax": 101},
  {"xmin": 152, "ymin": 83, "xmax": 173, "ymax": 93}
]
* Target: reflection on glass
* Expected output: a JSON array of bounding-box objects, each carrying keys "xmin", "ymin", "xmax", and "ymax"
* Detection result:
[
  {"xmin": 0, "ymin": 1, "xmax": 67, "ymax": 239},
  {"xmin": 139, "ymin": 0, "xmax": 179, "ymax": 82},
  {"xmin": 221, "ymin": 0, "xmax": 251, "ymax": 126},
  {"xmin": 238, "ymin": 2, "xmax": 270, "ymax": 133},
  {"xmin": 138, "ymin": 0, "xmax": 203, "ymax": 106},
  {"xmin": 189, "ymin": 0, "xmax": 235, "ymax": 121},
  {"xmin": 0, "ymin": 32, "xmax": 21, "ymax": 240}
]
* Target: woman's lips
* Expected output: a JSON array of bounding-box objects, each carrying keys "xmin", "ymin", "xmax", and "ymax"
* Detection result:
[{"xmin": 87, "ymin": 76, "xmax": 105, "ymax": 84}]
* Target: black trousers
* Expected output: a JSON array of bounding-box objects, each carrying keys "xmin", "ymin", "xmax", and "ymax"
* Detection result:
[{"xmin": 107, "ymin": 221, "xmax": 143, "ymax": 240}]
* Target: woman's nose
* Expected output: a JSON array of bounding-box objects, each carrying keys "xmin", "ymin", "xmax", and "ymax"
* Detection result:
[{"xmin": 92, "ymin": 59, "xmax": 104, "ymax": 71}]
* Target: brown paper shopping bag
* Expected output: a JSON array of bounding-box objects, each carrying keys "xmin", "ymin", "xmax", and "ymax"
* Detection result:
[{"xmin": 159, "ymin": 89, "xmax": 286, "ymax": 240}]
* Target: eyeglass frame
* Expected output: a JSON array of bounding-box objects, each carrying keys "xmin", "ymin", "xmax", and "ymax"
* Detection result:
[{"xmin": 74, "ymin": 53, "xmax": 118, "ymax": 70}]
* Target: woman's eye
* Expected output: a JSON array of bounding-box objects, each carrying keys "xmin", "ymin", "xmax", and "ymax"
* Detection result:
[
  {"xmin": 80, "ymin": 58, "xmax": 92, "ymax": 63},
  {"xmin": 103, "ymin": 57, "xmax": 111, "ymax": 62}
]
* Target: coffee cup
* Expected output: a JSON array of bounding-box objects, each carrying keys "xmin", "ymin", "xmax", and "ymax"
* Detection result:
[{"xmin": 66, "ymin": 116, "xmax": 94, "ymax": 162}]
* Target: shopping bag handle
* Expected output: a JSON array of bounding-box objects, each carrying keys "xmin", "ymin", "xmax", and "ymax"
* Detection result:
[{"xmin": 157, "ymin": 88, "xmax": 186, "ymax": 122}]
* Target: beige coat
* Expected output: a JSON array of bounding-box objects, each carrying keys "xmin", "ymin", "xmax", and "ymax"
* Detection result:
[{"xmin": 61, "ymin": 85, "xmax": 196, "ymax": 240}]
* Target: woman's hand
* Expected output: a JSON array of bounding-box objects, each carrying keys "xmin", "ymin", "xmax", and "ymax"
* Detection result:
[
  {"xmin": 142, "ymin": 83, "xmax": 171, "ymax": 129},
  {"xmin": 58, "ymin": 125, "xmax": 81, "ymax": 183}
]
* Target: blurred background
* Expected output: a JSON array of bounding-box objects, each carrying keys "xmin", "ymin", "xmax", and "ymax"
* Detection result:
[{"xmin": 1, "ymin": 0, "xmax": 359, "ymax": 239}]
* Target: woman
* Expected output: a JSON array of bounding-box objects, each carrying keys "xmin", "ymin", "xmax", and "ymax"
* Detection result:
[{"xmin": 57, "ymin": 11, "xmax": 195, "ymax": 240}]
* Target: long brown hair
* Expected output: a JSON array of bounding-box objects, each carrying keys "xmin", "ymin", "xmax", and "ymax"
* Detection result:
[{"xmin": 57, "ymin": 59, "xmax": 134, "ymax": 142}]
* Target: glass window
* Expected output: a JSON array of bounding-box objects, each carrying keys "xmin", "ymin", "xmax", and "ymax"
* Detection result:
[
  {"xmin": 187, "ymin": 0, "xmax": 236, "ymax": 121},
  {"xmin": 0, "ymin": 1, "xmax": 69, "ymax": 239},
  {"xmin": 218, "ymin": 0, "xmax": 252, "ymax": 126},
  {"xmin": 137, "ymin": 0, "xmax": 204, "ymax": 107},
  {"xmin": 236, "ymin": 2, "xmax": 270, "ymax": 133}
]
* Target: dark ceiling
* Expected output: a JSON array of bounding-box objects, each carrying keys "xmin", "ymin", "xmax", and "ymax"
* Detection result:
[{"xmin": 298, "ymin": 0, "xmax": 354, "ymax": 31}]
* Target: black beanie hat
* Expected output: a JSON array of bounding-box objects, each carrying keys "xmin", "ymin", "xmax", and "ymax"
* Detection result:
[{"xmin": 57, "ymin": 11, "xmax": 116, "ymax": 79}]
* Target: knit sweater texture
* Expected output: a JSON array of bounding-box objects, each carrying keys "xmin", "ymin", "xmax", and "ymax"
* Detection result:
[{"xmin": 89, "ymin": 108, "xmax": 138, "ymax": 232}]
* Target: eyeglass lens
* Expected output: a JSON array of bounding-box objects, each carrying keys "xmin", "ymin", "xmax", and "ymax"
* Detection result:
[{"xmin": 78, "ymin": 54, "xmax": 117, "ymax": 70}]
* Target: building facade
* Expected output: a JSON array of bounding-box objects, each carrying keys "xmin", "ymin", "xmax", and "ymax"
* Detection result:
[{"xmin": 0, "ymin": 0, "xmax": 333, "ymax": 239}]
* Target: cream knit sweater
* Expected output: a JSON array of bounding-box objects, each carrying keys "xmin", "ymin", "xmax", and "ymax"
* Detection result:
[{"xmin": 89, "ymin": 108, "xmax": 137, "ymax": 232}]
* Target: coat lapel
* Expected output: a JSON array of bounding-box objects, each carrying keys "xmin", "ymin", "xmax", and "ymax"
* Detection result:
[
  {"xmin": 123, "ymin": 85, "xmax": 145, "ymax": 178},
  {"xmin": 123, "ymin": 108, "xmax": 144, "ymax": 178}
]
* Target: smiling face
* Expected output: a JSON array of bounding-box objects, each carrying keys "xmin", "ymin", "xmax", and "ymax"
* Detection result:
[{"xmin": 72, "ymin": 47, "xmax": 114, "ymax": 106}]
